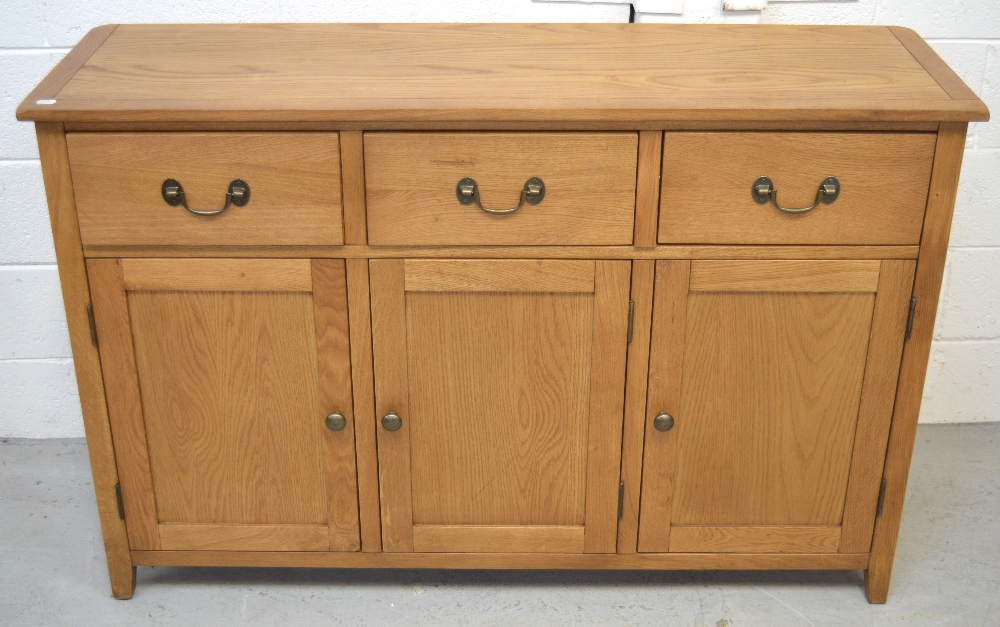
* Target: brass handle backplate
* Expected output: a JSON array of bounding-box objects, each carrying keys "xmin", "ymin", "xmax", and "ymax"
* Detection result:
[
  {"xmin": 162, "ymin": 178, "xmax": 250, "ymax": 216},
  {"xmin": 456, "ymin": 177, "xmax": 545, "ymax": 214},
  {"xmin": 382, "ymin": 411, "xmax": 403, "ymax": 432},
  {"xmin": 653, "ymin": 411, "xmax": 675, "ymax": 432},
  {"xmin": 752, "ymin": 176, "xmax": 840, "ymax": 214}
]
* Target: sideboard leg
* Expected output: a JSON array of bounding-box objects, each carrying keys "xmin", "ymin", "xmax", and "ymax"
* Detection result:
[
  {"xmin": 864, "ymin": 567, "xmax": 889, "ymax": 604},
  {"xmin": 35, "ymin": 122, "xmax": 137, "ymax": 600},
  {"xmin": 110, "ymin": 564, "xmax": 137, "ymax": 600},
  {"xmin": 864, "ymin": 122, "xmax": 968, "ymax": 607}
]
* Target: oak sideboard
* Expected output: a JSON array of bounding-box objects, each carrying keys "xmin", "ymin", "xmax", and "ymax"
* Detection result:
[{"xmin": 17, "ymin": 23, "xmax": 989, "ymax": 602}]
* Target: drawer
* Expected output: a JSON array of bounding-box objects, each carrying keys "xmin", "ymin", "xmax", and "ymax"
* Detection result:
[
  {"xmin": 658, "ymin": 132, "xmax": 937, "ymax": 245},
  {"xmin": 67, "ymin": 132, "xmax": 344, "ymax": 247},
  {"xmin": 364, "ymin": 132, "xmax": 638, "ymax": 246}
]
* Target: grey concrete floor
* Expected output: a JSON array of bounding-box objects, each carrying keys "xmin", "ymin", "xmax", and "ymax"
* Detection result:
[{"xmin": 1, "ymin": 423, "xmax": 998, "ymax": 626}]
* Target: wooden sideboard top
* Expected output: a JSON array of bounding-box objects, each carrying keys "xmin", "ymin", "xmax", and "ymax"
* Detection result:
[{"xmin": 17, "ymin": 23, "xmax": 989, "ymax": 126}]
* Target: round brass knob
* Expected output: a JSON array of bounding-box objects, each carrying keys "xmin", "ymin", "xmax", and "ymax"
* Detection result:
[
  {"xmin": 653, "ymin": 411, "xmax": 675, "ymax": 432},
  {"xmin": 382, "ymin": 411, "xmax": 403, "ymax": 432},
  {"xmin": 325, "ymin": 412, "xmax": 347, "ymax": 432}
]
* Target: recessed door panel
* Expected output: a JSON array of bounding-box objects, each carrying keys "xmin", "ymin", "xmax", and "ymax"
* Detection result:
[
  {"xmin": 371, "ymin": 259, "xmax": 631, "ymax": 553},
  {"xmin": 638, "ymin": 259, "xmax": 915, "ymax": 554},
  {"xmin": 88, "ymin": 258, "xmax": 360, "ymax": 552}
]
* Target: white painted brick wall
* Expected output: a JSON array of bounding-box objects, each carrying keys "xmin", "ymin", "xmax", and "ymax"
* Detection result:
[{"xmin": 0, "ymin": 0, "xmax": 996, "ymax": 437}]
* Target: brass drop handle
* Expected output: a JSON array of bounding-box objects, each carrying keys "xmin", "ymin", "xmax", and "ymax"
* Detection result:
[
  {"xmin": 456, "ymin": 177, "xmax": 545, "ymax": 215},
  {"xmin": 325, "ymin": 412, "xmax": 347, "ymax": 432},
  {"xmin": 653, "ymin": 411, "xmax": 675, "ymax": 432},
  {"xmin": 161, "ymin": 178, "xmax": 250, "ymax": 216},
  {"xmin": 382, "ymin": 411, "xmax": 403, "ymax": 432},
  {"xmin": 752, "ymin": 176, "xmax": 840, "ymax": 214}
]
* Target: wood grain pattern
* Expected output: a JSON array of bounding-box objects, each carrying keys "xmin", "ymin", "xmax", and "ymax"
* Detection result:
[
  {"xmin": 312, "ymin": 260, "xmax": 361, "ymax": 552},
  {"xmin": 339, "ymin": 131, "xmax": 368, "ymax": 244},
  {"xmin": 866, "ymin": 123, "xmax": 968, "ymax": 603},
  {"xmin": 86, "ymin": 259, "xmax": 161, "ymax": 551},
  {"xmin": 91, "ymin": 257, "xmax": 362, "ymax": 552},
  {"xmin": 158, "ymin": 524, "xmax": 330, "ymax": 552},
  {"xmin": 128, "ymin": 289, "xmax": 329, "ymax": 526},
  {"xmin": 583, "ymin": 261, "xmax": 632, "ymax": 553},
  {"xmin": 617, "ymin": 260, "xmax": 655, "ymax": 553},
  {"xmin": 890, "ymin": 27, "xmax": 985, "ymax": 102},
  {"xmin": 633, "ymin": 131, "xmax": 663, "ymax": 249},
  {"xmin": 21, "ymin": 26, "xmax": 118, "ymax": 105},
  {"xmin": 84, "ymin": 244, "xmax": 922, "ymax": 261},
  {"xmin": 637, "ymin": 261, "xmax": 689, "ymax": 553},
  {"xmin": 18, "ymin": 24, "xmax": 988, "ymax": 124},
  {"xmin": 60, "ymin": 120, "xmax": 943, "ymax": 133},
  {"xmin": 669, "ymin": 526, "xmax": 841, "ymax": 554},
  {"xmin": 368, "ymin": 259, "xmax": 414, "ymax": 552},
  {"xmin": 405, "ymin": 291, "xmax": 592, "ymax": 527},
  {"xmin": 659, "ymin": 133, "xmax": 937, "ymax": 245},
  {"xmin": 37, "ymin": 122, "xmax": 135, "ymax": 599},
  {"xmin": 839, "ymin": 260, "xmax": 915, "ymax": 554},
  {"xmin": 412, "ymin": 526, "xmax": 586, "ymax": 553},
  {"xmin": 373, "ymin": 257, "xmax": 629, "ymax": 553},
  {"xmin": 67, "ymin": 132, "xmax": 344, "ymax": 247},
  {"xmin": 133, "ymin": 549, "xmax": 870, "ymax": 571},
  {"xmin": 672, "ymin": 279, "xmax": 876, "ymax": 526},
  {"xmin": 346, "ymin": 259, "xmax": 382, "ymax": 552},
  {"xmin": 365, "ymin": 132, "xmax": 637, "ymax": 246},
  {"xmin": 121, "ymin": 258, "xmax": 312, "ymax": 292},
  {"xmin": 404, "ymin": 259, "xmax": 595, "ymax": 293},
  {"xmin": 690, "ymin": 260, "xmax": 881, "ymax": 293}
]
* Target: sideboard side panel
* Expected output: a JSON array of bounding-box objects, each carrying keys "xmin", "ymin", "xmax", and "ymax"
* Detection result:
[
  {"xmin": 35, "ymin": 122, "xmax": 136, "ymax": 599},
  {"xmin": 866, "ymin": 122, "xmax": 967, "ymax": 603}
]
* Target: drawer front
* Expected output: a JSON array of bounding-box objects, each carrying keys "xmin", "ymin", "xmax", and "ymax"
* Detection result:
[
  {"xmin": 658, "ymin": 132, "xmax": 937, "ymax": 245},
  {"xmin": 365, "ymin": 132, "xmax": 638, "ymax": 246},
  {"xmin": 68, "ymin": 132, "xmax": 344, "ymax": 247}
]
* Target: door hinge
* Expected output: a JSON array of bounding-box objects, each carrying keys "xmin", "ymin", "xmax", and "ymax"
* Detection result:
[
  {"xmin": 627, "ymin": 300, "xmax": 635, "ymax": 344},
  {"xmin": 905, "ymin": 297, "xmax": 917, "ymax": 341},
  {"xmin": 617, "ymin": 481, "xmax": 625, "ymax": 519},
  {"xmin": 114, "ymin": 483, "xmax": 125, "ymax": 520},
  {"xmin": 86, "ymin": 304, "xmax": 98, "ymax": 348},
  {"xmin": 876, "ymin": 478, "xmax": 887, "ymax": 518}
]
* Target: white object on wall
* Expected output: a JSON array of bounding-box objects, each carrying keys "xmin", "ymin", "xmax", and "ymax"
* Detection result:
[
  {"xmin": 723, "ymin": 0, "xmax": 767, "ymax": 10},
  {"xmin": 727, "ymin": 0, "xmax": 843, "ymax": 9},
  {"xmin": 544, "ymin": 0, "xmax": 848, "ymax": 14},
  {"xmin": 545, "ymin": 0, "xmax": 684, "ymax": 13}
]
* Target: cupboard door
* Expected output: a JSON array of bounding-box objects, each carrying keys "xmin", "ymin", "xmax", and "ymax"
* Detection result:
[
  {"xmin": 638, "ymin": 260, "xmax": 915, "ymax": 554},
  {"xmin": 88, "ymin": 258, "xmax": 360, "ymax": 552},
  {"xmin": 370, "ymin": 259, "xmax": 631, "ymax": 553}
]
